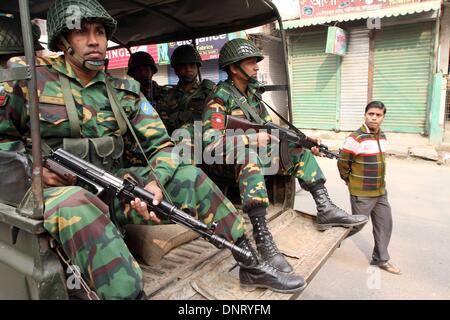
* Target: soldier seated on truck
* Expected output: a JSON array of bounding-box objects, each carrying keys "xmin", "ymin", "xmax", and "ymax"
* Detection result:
[
  {"xmin": 0, "ymin": 0, "xmax": 307, "ymax": 299},
  {"xmin": 0, "ymin": 16, "xmax": 44, "ymax": 152},
  {"xmin": 202, "ymin": 39, "xmax": 369, "ymax": 273},
  {"xmin": 127, "ymin": 51, "xmax": 169, "ymax": 106},
  {"xmin": 156, "ymin": 45, "xmax": 215, "ymax": 137},
  {"xmin": 155, "ymin": 45, "xmax": 215, "ymax": 165}
]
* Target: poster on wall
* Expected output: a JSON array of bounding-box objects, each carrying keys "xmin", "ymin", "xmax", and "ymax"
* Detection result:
[
  {"xmin": 106, "ymin": 45, "xmax": 158, "ymax": 69},
  {"xmin": 325, "ymin": 26, "xmax": 348, "ymax": 55},
  {"xmin": 299, "ymin": 0, "xmax": 439, "ymax": 19},
  {"xmin": 158, "ymin": 32, "xmax": 247, "ymax": 66},
  {"xmin": 107, "ymin": 32, "xmax": 248, "ymax": 70}
]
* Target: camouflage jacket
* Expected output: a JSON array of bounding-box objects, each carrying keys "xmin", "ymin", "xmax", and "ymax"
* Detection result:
[
  {"xmin": 202, "ymin": 79, "xmax": 271, "ymax": 154},
  {"xmin": 139, "ymin": 79, "xmax": 170, "ymax": 106},
  {"xmin": 0, "ymin": 55, "xmax": 179, "ymax": 185},
  {"xmin": 156, "ymin": 79, "xmax": 215, "ymax": 136}
]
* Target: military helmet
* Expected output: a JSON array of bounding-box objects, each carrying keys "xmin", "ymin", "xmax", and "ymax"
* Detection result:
[
  {"xmin": 0, "ymin": 16, "xmax": 44, "ymax": 55},
  {"xmin": 170, "ymin": 45, "xmax": 202, "ymax": 68},
  {"xmin": 219, "ymin": 38, "xmax": 263, "ymax": 70},
  {"xmin": 47, "ymin": 0, "xmax": 117, "ymax": 52},
  {"xmin": 127, "ymin": 51, "xmax": 158, "ymax": 77}
]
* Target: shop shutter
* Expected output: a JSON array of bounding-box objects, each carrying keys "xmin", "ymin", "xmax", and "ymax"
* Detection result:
[
  {"xmin": 290, "ymin": 32, "xmax": 339, "ymax": 129},
  {"xmin": 373, "ymin": 22, "xmax": 434, "ymax": 133},
  {"xmin": 340, "ymin": 28, "xmax": 370, "ymax": 131}
]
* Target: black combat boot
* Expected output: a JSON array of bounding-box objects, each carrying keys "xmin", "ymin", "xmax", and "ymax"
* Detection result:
[
  {"xmin": 232, "ymin": 236, "xmax": 306, "ymax": 293},
  {"xmin": 249, "ymin": 211, "xmax": 293, "ymax": 273},
  {"xmin": 301, "ymin": 181, "xmax": 368, "ymax": 231}
]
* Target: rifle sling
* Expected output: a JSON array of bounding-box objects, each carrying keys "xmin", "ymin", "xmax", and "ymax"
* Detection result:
[
  {"xmin": 59, "ymin": 74, "xmax": 81, "ymax": 138},
  {"xmin": 224, "ymin": 82, "xmax": 265, "ymax": 125},
  {"xmin": 105, "ymin": 79, "xmax": 174, "ymax": 204}
]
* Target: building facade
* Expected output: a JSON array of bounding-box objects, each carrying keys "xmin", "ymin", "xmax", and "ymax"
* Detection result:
[{"xmin": 275, "ymin": 0, "xmax": 449, "ymax": 143}]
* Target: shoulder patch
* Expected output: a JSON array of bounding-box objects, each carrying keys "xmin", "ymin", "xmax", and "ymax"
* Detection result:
[
  {"xmin": 139, "ymin": 100, "xmax": 155, "ymax": 116},
  {"xmin": 0, "ymin": 94, "xmax": 8, "ymax": 107},
  {"xmin": 211, "ymin": 113, "xmax": 225, "ymax": 130}
]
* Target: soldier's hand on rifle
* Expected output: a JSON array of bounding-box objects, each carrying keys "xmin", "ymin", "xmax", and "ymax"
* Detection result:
[
  {"xmin": 256, "ymin": 131, "xmax": 279, "ymax": 147},
  {"xmin": 308, "ymin": 136, "xmax": 322, "ymax": 156},
  {"xmin": 42, "ymin": 167, "xmax": 76, "ymax": 187},
  {"xmin": 130, "ymin": 180, "xmax": 163, "ymax": 224}
]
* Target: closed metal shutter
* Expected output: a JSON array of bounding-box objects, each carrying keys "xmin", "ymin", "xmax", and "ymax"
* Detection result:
[
  {"xmin": 290, "ymin": 32, "xmax": 338, "ymax": 129},
  {"xmin": 340, "ymin": 28, "xmax": 370, "ymax": 131},
  {"xmin": 373, "ymin": 22, "xmax": 434, "ymax": 133}
]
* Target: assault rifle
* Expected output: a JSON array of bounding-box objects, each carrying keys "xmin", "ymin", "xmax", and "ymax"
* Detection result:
[
  {"xmin": 226, "ymin": 115, "xmax": 340, "ymax": 160},
  {"xmin": 44, "ymin": 148, "xmax": 251, "ymax": 259}
]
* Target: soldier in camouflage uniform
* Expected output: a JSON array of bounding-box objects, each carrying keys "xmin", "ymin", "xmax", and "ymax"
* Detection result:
[
  {"xmin": 127, "ymin": 51, "xmax": 168, "ymax": 106},
  {"xmin": 0, "ymin": 0, "xmax": 306, "ymax": 298},
  {"xmin": 202, "ymin": 39, "xmax": 368, "ymax": 273},
  {"xmin": 156, "ymin": 45, "xmax": 214, "ymax": 165},
  {"xmin": 0, "ymin": 16, "xmax": 44, "ymax": 152}
]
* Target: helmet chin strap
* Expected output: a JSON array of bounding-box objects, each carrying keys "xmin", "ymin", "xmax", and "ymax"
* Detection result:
[
  {"xmin": 236, "ymin": 63, "xmax": 263, "ymax": 87},
  {"xmin": 60, "ymin": 36, "xmax": 105, "ymax": 71}
]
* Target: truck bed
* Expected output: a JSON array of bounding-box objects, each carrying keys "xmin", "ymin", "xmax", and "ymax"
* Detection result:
[{"xmin": 140, "ymin": 206, "xmax": 349, "ymax": 300}]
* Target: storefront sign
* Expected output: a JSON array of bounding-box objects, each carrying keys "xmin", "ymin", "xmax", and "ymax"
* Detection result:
[
  {"xmin": 325, "ymin": 26, "xmax": 348, "ymax": 55},
  {"xmin": 106, "ymin": 45, "xmax": 158, "ymax": 69},
  {"xmin": 299, "ymin": 0, "xmax": 437, "ymax": 19},
  {"xmin": 158, "ymin": 32, "xmax": 247, "ymax": 65},
  {"xmin": 107, "ymin": 32, "xmax": 247, "ymax": 69}
]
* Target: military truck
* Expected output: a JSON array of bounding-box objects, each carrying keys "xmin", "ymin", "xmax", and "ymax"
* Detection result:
[{"xmin": 0, "ymin": 0, "xmax": 349, "ymax": 300}]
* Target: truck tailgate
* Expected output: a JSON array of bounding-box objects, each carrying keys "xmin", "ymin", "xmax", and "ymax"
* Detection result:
[{"xmin": 141, "ymin": 207, "xmax": 349, "ymax": 300}]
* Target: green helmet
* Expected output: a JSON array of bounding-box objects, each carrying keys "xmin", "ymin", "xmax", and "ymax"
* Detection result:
[
  {"xmin": 47, "ymin": 0, "xmax": 117, "ymax": 52},
  {"xmin": 219, "ymin": 38, "xmax": 263, "ymax": 70},
  {"xmin": 127, "ymin": 51, "xmax": 158, "ymax": 77},
  {"xmin": 170, "ymin": 45, "xmax": 202, "ymax": 68},
  {"xmin": 0, "ymin": 16, "xmax": 44, "ymax": 55}
]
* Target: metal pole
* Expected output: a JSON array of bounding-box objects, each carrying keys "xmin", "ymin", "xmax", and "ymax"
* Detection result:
[
  {"xmin": 263, "ymin": 0, "xmax": 293, "ymax": 122},
  {"xmin": 192, "ymin": 38, "xmax": 202, "ymax": 82},
  {"xmin": 19, "ymin": 0, "xmax": 44, "ymax": 218}
]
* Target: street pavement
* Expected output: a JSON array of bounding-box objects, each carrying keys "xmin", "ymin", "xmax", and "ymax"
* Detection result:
[{"xmin": 294, "ymin": 156, "xmax": 450, "ymax": 300}]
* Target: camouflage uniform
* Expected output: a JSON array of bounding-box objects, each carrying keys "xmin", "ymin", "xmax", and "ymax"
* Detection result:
[
  {"xmin": 203, "ymin": 38, "xmax": 367, "ymax": 238},
  {"xmin": 0, "ymin": 55, "xmax": 245, "ymax": 299},
  {"xmin": 203, "ymin": 78, "xmax": 325, "ymax": 211},
  {"xmin": 126, "ymin": 51, "xmax": 168, "ymax": 106},
  {"xmin": 156, "ymin": 79, "xmax": 215, "ymax": 136},
  {"xmin": 0, "ymin": 16, "xmax": 43, "ymax": 152},
  {"xmin": 156, "ymin": 45, "xmax": 215, "ymax": 164}
]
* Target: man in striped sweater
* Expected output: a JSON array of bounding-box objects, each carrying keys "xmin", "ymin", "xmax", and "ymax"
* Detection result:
[{"xmin": 338, "ymin": 101, "xmax": 401, "ymax": 275}]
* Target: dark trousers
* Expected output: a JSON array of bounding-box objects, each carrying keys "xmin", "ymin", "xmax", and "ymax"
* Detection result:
[{"xmin": 350, "ymin": 193, "xmax": 392, "ymax": 264}]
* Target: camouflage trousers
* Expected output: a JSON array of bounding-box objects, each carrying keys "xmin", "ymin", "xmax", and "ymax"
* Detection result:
[
  {"xmin": 43, "ymin": 164, "xmax": 245, "ymax": 300},
  {"xmin": 203, "ymin": 143, "xmax": 325, "ymax": 212}
]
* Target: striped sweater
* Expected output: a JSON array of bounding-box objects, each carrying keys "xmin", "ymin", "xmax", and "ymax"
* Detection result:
[{"xmin": 337, "ymin": 123, "xmax": 386, "ymax": 197}]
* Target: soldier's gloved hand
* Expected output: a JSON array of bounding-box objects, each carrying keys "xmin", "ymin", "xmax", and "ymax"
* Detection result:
[
  {"xmin": 43, "ymin": 167, "xmax": 76, "ymax": 187},
  {"xmin": 307, "ymin": 136, "xmax": 322, "ymax": 156},
  {"xmin": 130, "ymin": 180, "xmax": 163, "ymax": 224}
]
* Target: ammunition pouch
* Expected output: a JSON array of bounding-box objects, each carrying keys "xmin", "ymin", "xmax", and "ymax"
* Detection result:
[
  {"xmin": 0, "ymin": 151, "xmax": 32, "ymax": 206},
  {"xmin": 280, "ymin": 140, "xmax": 293, "ymax": 172},
  {"xmin": 44, "ymin": 135, "xmax": 125, "ymax": 172}
]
